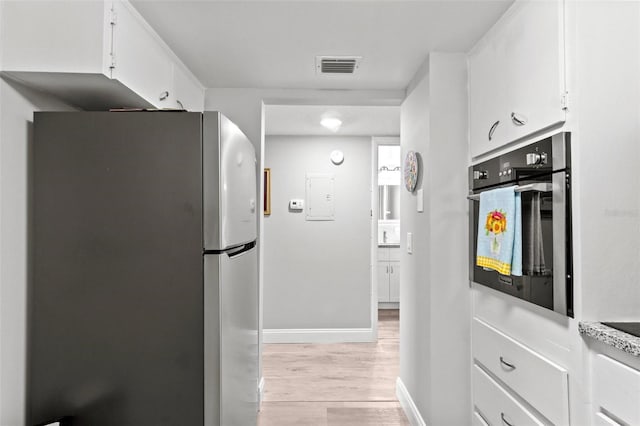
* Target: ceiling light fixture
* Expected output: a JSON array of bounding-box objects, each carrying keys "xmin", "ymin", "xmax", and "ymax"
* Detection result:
[{"xmin": 320, "ymin": 117, "xmax": 342, "ymax": 132}]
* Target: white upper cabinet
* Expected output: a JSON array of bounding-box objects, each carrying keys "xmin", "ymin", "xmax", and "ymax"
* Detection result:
[
  {"xmin": 468, "ymin": 0, "xmax": 566, "ymax": 159},
  {"xmin": 110, "ymin": 1, "xmax": 175, "ymax": 108},
  {"xmin": 110, "ymin": 2, "xmax": 204, "ymax": 111},
  {"xmin": 468, "ymin": 38, "xmax": 507, "ymax": 157},
  {"xmin": 0, "ymin": 1, "xmax": 204, "ymax": 111},
  {"xmin": 1, "ymin": 1, "xmax": 112, "ymax": 75}
]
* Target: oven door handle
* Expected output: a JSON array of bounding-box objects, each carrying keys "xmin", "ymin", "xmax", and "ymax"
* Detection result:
[{"xmin": 467, "ymin": 182, "xmax": 553, "ymax": 201}]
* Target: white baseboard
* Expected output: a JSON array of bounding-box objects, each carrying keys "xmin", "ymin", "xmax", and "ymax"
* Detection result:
[
  {"xmin": 396, "ymin": 377, "xmax": 427, "ymax": 426},
  {"xmin": 263, "ymin": 328, "xmax": 374, "ymax": 344},
  {"xmin": 258, "ymin": 376, "xmax": 265, "ymax": 410}
]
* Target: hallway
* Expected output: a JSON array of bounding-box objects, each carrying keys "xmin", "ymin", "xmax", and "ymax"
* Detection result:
[{"xmin": 258, "ymin": 310, "xmax": 409, "ymax": 425}]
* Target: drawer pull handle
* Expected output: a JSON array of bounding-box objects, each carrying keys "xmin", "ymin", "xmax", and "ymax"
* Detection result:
[
  {"xmin": 488, "ymin": 120, "xmax": 500, "ymax": 141},
  {"xmin": 159, "ymin": 91, "xmax": 170, "ymax": 101},
  {"xmin": 499, "ymin": 356, "xmax": 516, "ymax": 370},
  {"xmin": 501, "ymin": 412, "xmax": 515, "ymax": 426}
]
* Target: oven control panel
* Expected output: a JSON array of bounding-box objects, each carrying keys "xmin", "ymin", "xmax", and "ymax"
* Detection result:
[{"xmin": 469, "ymin": 137, "xmax": 555, "ymax": 190}]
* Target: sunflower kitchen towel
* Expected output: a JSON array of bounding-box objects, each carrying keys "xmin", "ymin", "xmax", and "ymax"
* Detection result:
[{"xmin": 476, "ymin": 186, "xmax": 522, "ymax": 276}]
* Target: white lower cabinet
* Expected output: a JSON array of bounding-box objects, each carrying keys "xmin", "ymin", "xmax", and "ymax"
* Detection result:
[
  {"xmin": 593, "ymin": 354, "xmax": 640, "ymax": 425},
  {"xmin": 377, "ymin": 247, "xmax": 400, "ymax": 303},
  {"xmin": 472, "ymin": 318, "xmax": 569, "ymax": 425},
  {"xmin": 473, "ymin": 365, "xmax": 546, "ymax": 426}
]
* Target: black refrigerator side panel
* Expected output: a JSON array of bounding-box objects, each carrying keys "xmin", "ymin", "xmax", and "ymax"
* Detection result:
[{"xmin": 29, "ymin": 112, "xmax": 204, "ymax": 426}]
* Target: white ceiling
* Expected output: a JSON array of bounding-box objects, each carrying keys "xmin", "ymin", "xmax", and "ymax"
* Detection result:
[
  {"xmin": 130, "ymin": 0, "xmax": 513, "ymax": 91},
  {"xmin": 265, "ymin": 105, "xmax": 400, "ymax": 136}
]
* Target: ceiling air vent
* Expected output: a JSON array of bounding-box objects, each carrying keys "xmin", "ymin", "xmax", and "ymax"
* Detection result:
[{"xmin": 316, "ymin": 56, "xmax": 362, "ymax": 75}]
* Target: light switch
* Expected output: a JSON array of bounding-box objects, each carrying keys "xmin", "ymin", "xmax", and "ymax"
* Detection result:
[
  {"xmin": 417, "ymin": 188, "xmax": 424, "ymax": 212},
  {"xmin": 407, "ymin": 232, "xmax": 413, "ymax": 254}
]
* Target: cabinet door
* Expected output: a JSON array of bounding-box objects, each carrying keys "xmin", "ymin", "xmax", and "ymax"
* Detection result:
[
  {"xmin": 0, "ymin": 1, "xmax": 108, "ymax": 74},
  {"xmin": 594, "ymin": 354, "xmax": 640, "ymax": 425},
  {"xmin": 377, "ymin": 263, "xmax": 390, "ymax": 302},
  {"xmin": 389, "ymin": 261, "xmax": 400, "ymax": 303},
  {"xmin": 504, "ymin": 0, "xmax": 566, "ymax": 143},
  {"xmin": 111, "ymin": 2, "xmax": 174, "ymax": 108},
  {"xmin": 468, "ymin": 37, "xmax": 508, "ymax": 158}
]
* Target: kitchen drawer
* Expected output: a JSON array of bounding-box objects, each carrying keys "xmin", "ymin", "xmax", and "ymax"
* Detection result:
[
  {"xmin": 388, "ymin": 247, "xmax": 400, "ymax": 261},
  {"xmin": 472, "ymin": 318, "xmax": 569, "ymax": 425},
  {"xmin": 594, "ymin": 354, "xmax": 640, "ymax": 425},
  {"xmin": 473, "ymin": 365, "xmax": 546, "ymax": 426},
  {"xmin": 377, "ymin": 246, "xmax": 400, "ymax": 261},
  {"xmin": 472, "ymin": 411, "xmax": 489, "ymax": 426},
  {"xmin": 378, "ymin": 247, "xmax": 390, "ymax": 261}
]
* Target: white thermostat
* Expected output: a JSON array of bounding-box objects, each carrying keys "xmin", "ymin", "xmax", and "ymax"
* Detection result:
[{"xmin": 289, "ymin": 199, "xmax": 304, "ymax": 211}]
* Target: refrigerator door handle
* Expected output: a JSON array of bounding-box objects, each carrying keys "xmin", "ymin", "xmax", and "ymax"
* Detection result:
[
  {"xmin": 205, "ymin": 241, "xmax": 256, "ymax": 258},
  {"xmin": 227, "ymin": 241, "xmax": 256, "ymax": 258}
]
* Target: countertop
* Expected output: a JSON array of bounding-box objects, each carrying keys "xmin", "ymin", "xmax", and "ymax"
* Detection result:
[{"xmin": 579, "ymin": 321, "xmax": 640, "ymax": 357}]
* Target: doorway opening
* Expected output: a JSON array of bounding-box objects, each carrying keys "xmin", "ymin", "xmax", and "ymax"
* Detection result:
[
  {"xmin": 258, "ymin": 103, "xmax": 406, "ymax": 424},
  {"xmin": 374, "ymin": 140, "xmax": 401, "ymax": 314}
]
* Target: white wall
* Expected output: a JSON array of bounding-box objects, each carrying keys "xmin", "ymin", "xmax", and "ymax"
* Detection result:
[
  {"xmin": 426, "ymin": 53, "xmax": 471, "ymax": 424},
  {"xmin": 0, "ymin": 77, "xmax": 76, "ymax": 426},
  {"xmin": 399, "ymin": 59, "xmax": 431, "ymax": 419},
  {"xmin": 263, "ymin": 135, "xmax": 371, "ymax": 332},
  {"xmin": 398, "ymin": 53, "xmax": 470, "ymax": 425}
]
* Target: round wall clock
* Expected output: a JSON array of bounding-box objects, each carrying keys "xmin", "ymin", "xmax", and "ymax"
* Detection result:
[{"xmin": 404, "ymin": 150, "xmax": 419, "ymax": 192}]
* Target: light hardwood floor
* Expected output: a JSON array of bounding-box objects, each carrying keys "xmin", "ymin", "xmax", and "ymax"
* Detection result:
[{"xmin": 258, "ymin": 309, "xmax": 409, "ymax": 426}]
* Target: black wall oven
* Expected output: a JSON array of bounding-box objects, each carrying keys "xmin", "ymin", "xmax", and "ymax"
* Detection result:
[{"xmin": 469, "ymin": 132, "xmax": 573, "ymax": 317}]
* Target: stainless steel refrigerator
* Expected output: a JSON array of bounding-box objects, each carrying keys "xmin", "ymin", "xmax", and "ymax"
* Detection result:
[{"xmin": 29, "ymin": 111, "xmax": 258, "ymax": 426}]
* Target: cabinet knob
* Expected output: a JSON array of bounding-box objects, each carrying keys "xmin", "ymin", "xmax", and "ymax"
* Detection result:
[
  {"xmin": 159, "ymin": 91, "xmax": 170, "ymax": 101},
  {"xmin": 488, "ymin": 120, "xmax": 500, "ymax": 141}
]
